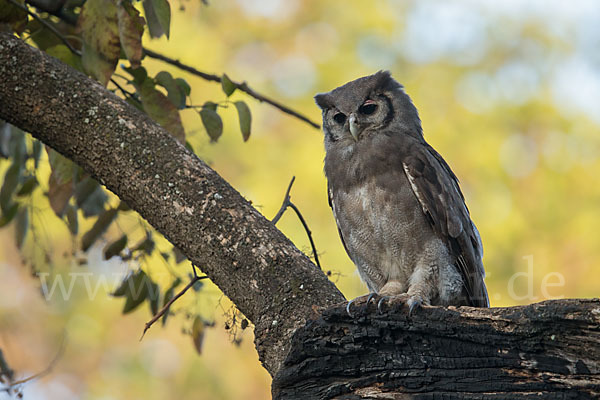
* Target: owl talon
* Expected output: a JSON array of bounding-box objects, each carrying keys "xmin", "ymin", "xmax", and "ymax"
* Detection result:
[
  {"xmin": 345, "ymin": 299, "xmax": 356, "ymax": 318},
  {"xmin": 407, "ymin": 297, "xmax": 422, "ymax": 316},
  {"xmin": 366, "ymin": 292, "xmax": 378, "ymax": 305},
  {"xmin": 376, "ymin": 296, "xmax": 389, "ymax": 314}
]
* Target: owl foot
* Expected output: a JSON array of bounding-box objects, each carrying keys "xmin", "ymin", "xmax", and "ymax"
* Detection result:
[
  {"xmin": 376, "ymin": 293, "xmax": 423, "ymax": 316},
  {"xmin": 345, "ymin": 292, "xmax": 379, "ymax": 317}
]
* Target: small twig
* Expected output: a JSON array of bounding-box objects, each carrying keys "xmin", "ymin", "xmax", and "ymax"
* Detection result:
[
  {"xmin": 140, "ymin": 273, "xmax": 208, "ymax": 339},
  {"xmin": 109, "ymin": 78, "xmax": 135, "ymax": 99},
  {"xmin": 4, "ymin": 334, "xmax": 66, "ymax": 391},
  {"xmin": 271, "ymin": 176, "xmax": 296, "ymax": 225},
  {"xmin": 288, "ymin": 202, "xmax": 322, "ymax": 270},
  {"xmin": 272, "ymin": 176, "xmax": 322, "ymax": 270},
  {"xmin": 142, "ymin": 49, "xmax": 320, "ymax": 129},
  {"xmin": 9, "ymin": 0, "xmax": 81, "ymax": 56}
]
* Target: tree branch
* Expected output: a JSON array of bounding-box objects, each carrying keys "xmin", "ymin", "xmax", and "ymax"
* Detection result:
[
  {"xmin": 142, "ymin": 48, "xmax": 321, "ymax": 129},
  {"xmin": 0, "ymin": 33, "xmax": 344, "ymax": 377},
  {"xmin": 273, "ymin": 298, "xmax": 600, "ymax": 399}
]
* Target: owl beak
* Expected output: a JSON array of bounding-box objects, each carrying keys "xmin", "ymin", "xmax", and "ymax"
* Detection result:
[{"xmin": 348, "ymin": 113, "xmax": 360, "ymax": 141}]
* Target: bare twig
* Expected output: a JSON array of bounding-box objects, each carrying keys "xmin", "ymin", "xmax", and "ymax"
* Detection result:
[
  {"xmin": 9, "ymin": 0, "xmax": 81, "ymax": 56},
  {"xmin": 288, "ymin": 202, "xmax": 322, "ymax": 270},
  {"xmin": 272, "ymin": 176, "xmax": 322, "ymax": 269},
  {"xmin": 140, "ymin": 272, "xmax": 209, "ymax": 339},
  {"xmin": 2, "ymin": 334, "xmax": 66, "ymax": 393},
  {"xmin": 109, "ymin": 77, "xmax": 136, "ymax": 100},
  {"xmin": 142, "ymin": 49, "xmax": 321, "ymax": 129},
  {"xmin": 271, "ymin": 176, "xmax": 296, "ymax": 225}
]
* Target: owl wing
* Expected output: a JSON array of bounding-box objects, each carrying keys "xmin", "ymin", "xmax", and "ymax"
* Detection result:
[
  {"xmin": 328, "ymin": 184, "xmax": 351, "ymax": 258},
  {"xmin": 402, "ymin": 142, "xmax": 489, "ymax": 307}
]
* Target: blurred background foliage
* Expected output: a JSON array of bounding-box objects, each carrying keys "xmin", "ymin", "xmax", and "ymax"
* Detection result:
[{"xmin": 1, "ymin": 0, "xmax": 600, "ymax": 398}]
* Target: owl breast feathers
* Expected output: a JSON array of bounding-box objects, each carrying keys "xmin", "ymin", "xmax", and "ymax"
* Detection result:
[{"xmin": 315, "ymin": 71, "xmax": 489, "ymax": 309}]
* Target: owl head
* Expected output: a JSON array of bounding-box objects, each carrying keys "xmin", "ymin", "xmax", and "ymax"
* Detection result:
[{"xmin": 315, "ymin": 71, "xmax": 423, "ymax": 145}]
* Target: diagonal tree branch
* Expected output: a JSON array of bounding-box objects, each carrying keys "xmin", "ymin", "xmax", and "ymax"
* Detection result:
[
  {"xmin": 0, "ymin": 33, "xmax": 344, "ymax": 377},
  {"xmin": 141, "ymin": 49, "xmax": 321, "ymax": 129}
]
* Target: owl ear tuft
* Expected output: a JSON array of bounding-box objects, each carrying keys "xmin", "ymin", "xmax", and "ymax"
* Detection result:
[
  {"xmin": 373, "ymin": 70, "xmax": 402, "ymax": 91},
  {"xmin": 314, "ymin": 93, "xmax": 333, "ymax": 110}
]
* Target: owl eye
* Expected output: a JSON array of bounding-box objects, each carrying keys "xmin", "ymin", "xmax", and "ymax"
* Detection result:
[
  {"xmin": 333, "ymin": 113, "xmax": 347, "ymax": 124},
  {"xmin": 359, "ymin": 101, "xmax": 377, "ymax": 115}
]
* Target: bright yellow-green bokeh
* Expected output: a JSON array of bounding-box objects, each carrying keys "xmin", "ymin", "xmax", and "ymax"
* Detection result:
[{"xmin": 1, "ymin": 1, "xmax": 600, "ymax": 399}]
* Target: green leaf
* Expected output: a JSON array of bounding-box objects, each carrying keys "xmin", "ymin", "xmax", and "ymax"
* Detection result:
[
  {"xmin": 48, "ymin": 173, "xmax": 73, "ymax": 217},
  {"xmin": 139, "ymin": 79, "xmax": 186, "ymax": 142},
  {"xmin": 9, "ymin": 127, "xmax": 26, "ymax": 164},
  {"xmin": 47, "ymin": 147, "xmax": 75, "ymax": 217},
  {"xmin": 191, "ymin": 316, "xmax": 205, "ymax": 354},
  {"xmin": 0, "ymin": 162, "xmax": 22, "ymax": 213},
  {"xmin": 32, "ymin": 139, "xmax": 42, "ymax": 169},
  {"xmin": 0, "ymin": 348, "xmax": 14, "ymax": 382},
  {"xmin": 143, "ymin": 0, "xmax": 171, "ymax": 39},
  {"xmin": 0, "ymin": 203, "xmax": 19, "ymax": 228},
  {"xmin": 81, "ymin": 208, "xmax": 118, "ymax": 251},
  {"xmin": 123, "ymin": 65, "xmax": 148, "ymax": 85},
  {"xmin": 0, "ymin": 0, "xmax": 28, "ymax": 34},
  {"xmin": 0, "ymin": 122, "xmax": 10, "ymax": 158},
  {"xmin": 75, "ymin": 176, "xmax": 99, "ymax": 206},
  {"xmin": 148, "ymin": 280, "xmax": 160, "ymax": 316},
  {"xmin": 161, "ymin": 277, "xmax": 181, "ymax": 326},
  {"xmin": 112, "ymin": 270, "xmax": 151, "ymax": 314},
  {"xmin": 104, "ymin": 235, "xmax": 128, "ymax": 260},
  {"xmin": 117, "ymin": 1, "xmax": 145, "ymax": 68},
  {"xmin": 65, "ymin": 204, "xmax": 78, "ymax": 235},
  {"xmin": 234, "ymin": 101, "xmax": 252, "ymax": 142},
  {"xmin": 27, "ymin": 19, "xmax": 61, "ymax": 51},
  {"xmin": 155, "ymin": 71, "xmax": 185, "ymax": 109},
  {"xmin": 199, "ymin": 107, "xmax": 223, "ymax": 142},
  {"xmin": 161, "ymin": 286, "xmax": 174, "ymax": 326},
  {"xmin": 75, "ymin": 177, "xmax": 107, "ymax": 217},
  {"xmin": 16, "ymin": 176, "xmax": 38, "ymax": 197},
  {"xmin": 46, "ymin": 45, "xmax": 84, "ymax": 71},
  {"xmin": 133, "ymin": 233, "xmax": 155, "ymax": 255},
  {"xmin": 47, "ymin": 148, "xmax": 74, "ymax": 185},
  {"xmin": 175, "ymin": 78, "xmax": 191, "ymax": 96},
  {"xmin": 221, "ymin": 74, "xmax": 237, "ymax": 97},
  {"xmin": 202, "ymin": 101, "xmax": 218, "ymax": 111},
  {"xmin": 77, "ymin": 0, "xmax": 120, "ymax": 85},
  {"xmin": 173, "ymin": 246, "xmax": 187, "ymax": 264},
  {"xmin": 15, "ymin": 207, "xmax": 28, "ymax": 249}
]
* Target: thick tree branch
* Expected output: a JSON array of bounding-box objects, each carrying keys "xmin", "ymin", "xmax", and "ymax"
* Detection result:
[
  {"xmin": 273, "ymin": 298, "xmax": 600, "ymax": 399},
  {"xmin": 0, "ymin": 33, "xmax": 344, "ymax": 376}
]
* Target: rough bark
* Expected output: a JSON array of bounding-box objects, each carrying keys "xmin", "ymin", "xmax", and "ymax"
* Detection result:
[
  {"xmin": 0, "ymin": 33, "xmax": 345, "ymax": 376},
  {"xmin": 273, "ymin": 298, "xmax": 600, "ymax": 399}
]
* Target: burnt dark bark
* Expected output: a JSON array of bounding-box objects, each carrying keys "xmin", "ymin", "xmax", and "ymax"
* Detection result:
[
  {"xmin": 273, "ymin": 298, "xmax": 600, "ymax": 399},
  {"xmin": 0, "ymin": 33, "xmax": 345, "ymax": 376}
]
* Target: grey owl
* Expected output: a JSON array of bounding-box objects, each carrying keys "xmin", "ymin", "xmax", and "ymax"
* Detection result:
[{"xmin": 315, "ymin": 71, "xmax": 489, "ymax": 311}]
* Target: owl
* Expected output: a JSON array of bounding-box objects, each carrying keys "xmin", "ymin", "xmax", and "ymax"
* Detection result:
[{"xmin": 315, "ymin": 71, "xmax": 489, "ymax": 313}]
